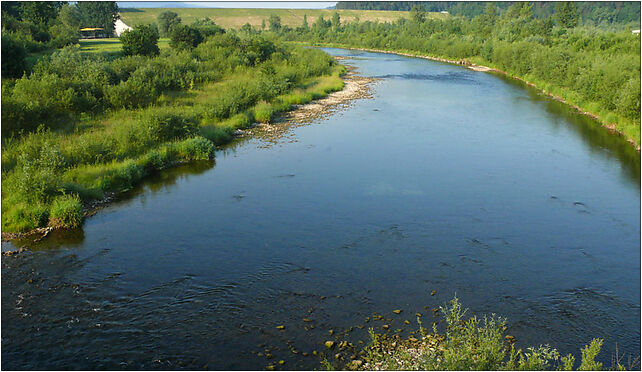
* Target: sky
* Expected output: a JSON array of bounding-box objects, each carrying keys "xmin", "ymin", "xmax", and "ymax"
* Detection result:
[{"xmin": 117, "ymin": 1, "xmax": 338, "ymax": 9}]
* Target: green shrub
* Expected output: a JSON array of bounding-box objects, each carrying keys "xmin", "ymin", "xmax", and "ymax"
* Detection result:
[
  {"xmin": 1, "ymin": 33, "xmax": 27, "ymax": 78},
  {"xmin": 120, "ymin": 24, "xmax": 160, "ymax": 56},
  {"xmin": 200, "ymin": 125, "xmax": 233, "ymax": 145},
  {"xmin": 170, "ymin": 24, "xmax": 204, "ymax": 51},
  {"xmin": 139, "ymin": 110, "xmax": 199, "ymax": 143},
  {"xmin": 137, "ymin": 147, "xmax": 173, "ymax": 172},
  {"xmin": 48, "ymin": 23, "xmax": 79, "ymax": 48},
  {"xmin": 191, "ymin": 18, "xmax": 225, "ymax": 38},
  {"xmin": 105, "ymin": 73, "xmax": 158, "ymax": 109},
  {"xmin": 172, "ymin": 137, "xmax": 215, "ymax": 160},
  {"xmin": 252, "ymin": 101, "xmax": 275, "ymax": 123},
  {"xmin": 578, "ymin": 339, "xmax": 603, "ymax": 371},
  {"xmin": 49, "ymin": 194, "xmax": 83, "ymax": 228}
]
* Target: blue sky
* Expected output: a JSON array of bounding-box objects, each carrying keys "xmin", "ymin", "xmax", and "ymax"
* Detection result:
[{"xmin": 118, "ymin": 2, "xmax": 338, "ymax": 9}]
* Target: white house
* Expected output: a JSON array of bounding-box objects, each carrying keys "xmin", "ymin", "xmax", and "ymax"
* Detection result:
[{"xmin": 114, "ymin": 18, "xmax": 133, "ymax": 37}]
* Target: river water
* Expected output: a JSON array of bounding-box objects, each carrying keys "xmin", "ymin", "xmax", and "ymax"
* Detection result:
[{"xmin": 2, "ymin": 48, "xmax": 640, "ymax": 370}]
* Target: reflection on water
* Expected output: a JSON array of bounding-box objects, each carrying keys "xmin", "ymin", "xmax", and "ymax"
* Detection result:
[
  {"xmin": 2, "ymin": 48, "xmax": 640, "ymax": 370},
  {"xmin": 499, "ymin": 74, "xmax": 641, "ymax": 185}
]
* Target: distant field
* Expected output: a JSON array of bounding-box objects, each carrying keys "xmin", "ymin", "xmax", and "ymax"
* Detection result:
[
  {"xmin": 79, "ymin": 38, "xmax": 170, "ymax": 53},
  {"xmin": 119, "ymin": 8, "xmax": 447, "ymax": 29}
]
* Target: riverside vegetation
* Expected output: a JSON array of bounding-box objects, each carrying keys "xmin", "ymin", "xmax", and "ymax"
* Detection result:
[
  {"xmin": 1, "ymin": 4, "xmax": 345, "ymax": 233},
  {"xmin": 271, "ymin": 2, "xmax": 641, "ymax": 147},
  {"xmin": 320, "ymin": 297, "xmax": 637, "ymax": 371}
]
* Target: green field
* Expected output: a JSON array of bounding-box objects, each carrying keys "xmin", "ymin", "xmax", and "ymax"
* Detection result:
[
  {"xmin": 119, "ymin": 8, "xmax": 447, "ymax": 29},
  {"xmin": 79, "ymin": 38, "xmax": 170, "ymax": 53}
]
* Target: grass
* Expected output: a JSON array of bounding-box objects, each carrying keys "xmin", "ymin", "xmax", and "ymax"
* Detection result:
[
  {"xmin": 326, "ymin": 296, "xmax": 635, "ymax": 371},
  {"xmin": 119, "ymin": 8, "xmax": 447, "ymax": 29},
  {"xmin": 79, "ymin": 38, "xmax": 171, "ymax": 54}
]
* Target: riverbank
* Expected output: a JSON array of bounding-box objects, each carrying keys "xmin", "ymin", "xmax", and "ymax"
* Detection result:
[
  {"xmin": 299, "ymin": 43, "xmax": 640, "ymax": 152},
  {"xmin": 238, "ymin": 65, "xmax": 377, "ymax": 147},
  {"xmin": 1, "ymin": 59, "xmax": 374, "ymax": 246}
]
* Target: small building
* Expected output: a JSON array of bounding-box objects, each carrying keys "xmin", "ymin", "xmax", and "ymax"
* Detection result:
[
  {"xmin": 79, "ymin": 27, "xmax": 107, "ymax": 39},
  {"xmin": 632, "ymin": 29, "xmax": 640, "ymax": 35},
  {"xmin": 114, "ymin": 19, "xmax": 133, "ymax": 37},
  {"xmin": 440, "ymin": 11, "xmax": 449, "ymax": 14}
]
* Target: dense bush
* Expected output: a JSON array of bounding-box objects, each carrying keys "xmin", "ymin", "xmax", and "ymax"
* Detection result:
[
  {"xmin": 1, "ymin": 33, "xmax": 27, "ymax": 78},
  {"xmin": 140, "ymin": 110, "xmax": 199, "ymax": 143},
  {"xmin": 191, "ymin": 18, "xmax": 225, "ymax": 38},
  {"xmin": 170, "ymin": 24, "xmax": 203, "ymax": 51},
  {"xmin": 48, "ymin": 23, "xmax": 79, "ymax": 48},
  {"xmin": 49, "ymin": 194, "xmax": 83, "ymax": 228},
  {"xmin": 120, "ymin": 24, "xmax": 160, "ymax": 56}
]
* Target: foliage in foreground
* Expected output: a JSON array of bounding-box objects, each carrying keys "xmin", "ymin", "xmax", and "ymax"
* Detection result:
[{"xmin": 332, "ymin": 297, "xmax": 633, "ymax": 371}]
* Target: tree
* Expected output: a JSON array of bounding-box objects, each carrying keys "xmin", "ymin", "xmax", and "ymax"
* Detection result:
[
  {"xmin": 485, "ymin": 3, "xmax": 497, "ymax": 23},
  {"xmin": 313, "ymin": 15, "xmax": 331, "ymax": 30},
  {"xmin": 1, "ymin": 34, "xmax": 26, "ymax": 78},
  {"xmin": 169, "ymin": 24, "xmax": 203, "ymax": 51},
  {"xmin": 191, "ymin": 18, "xmax": 225, "ymax": 38},
  {"xmin": 157, "ymin": 11, "xmax": 181, "ymax": 37},
  {"xmin": 555, "ymin": 2, "xmax": 579, "ymax": 28},
  {"xmin": 410, "ymin": 5, "xmax": 426, "ymax": 23},
  {"xmin": 302, "ymin": 14, "xmax": 309, "ymax": 29},
  {"xmin": 120, "ymin": 24, "xmax": 159, "ymax": 56},
  {"xmin": 240, "ymin": 22, "xmax": 254, "ymax": 34},
  {"xmin": 20, "ymin": 2, "xmax": 63, "ymax": 27},
  {"xmin": 58, "ymin": 3, "xmax": 83, "ymax": 29},
  {"xmin": 76, "ymin": 2, "xmax": 118, "ymax": 36},
  {"xmin": 332, "ymin": 12, "xmax": 341, "ymax": 28},
  {"xmin": 49, "ymin": 23, "xmax": 80, "ymax": 48},
  {"xmin": 268, "ymin": 14, "xmax": 281, "ymax": 32}
]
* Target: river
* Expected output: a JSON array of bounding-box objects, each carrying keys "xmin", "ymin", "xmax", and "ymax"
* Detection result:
[{"xmin": 2, "ymin": 48, "xmax": 640, "ymax": 370}]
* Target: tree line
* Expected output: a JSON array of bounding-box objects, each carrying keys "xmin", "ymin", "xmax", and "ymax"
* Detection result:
[{"xmin": 335, "ymin": 1, "xmax": 641, "ymax": 28}]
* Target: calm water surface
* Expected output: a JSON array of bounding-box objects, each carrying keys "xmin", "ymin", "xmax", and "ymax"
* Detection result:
[{"xmin": 2, "ymin": 48, "xmax": 640, "ymax": 370}]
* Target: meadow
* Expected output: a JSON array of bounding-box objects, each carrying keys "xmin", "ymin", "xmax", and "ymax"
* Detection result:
[
  {"xmin": 79, "ymin": 37, "xmax": 171, "ymax": 53},
  {"xmin": 119, "ymin": 8, "xmax": 446, "ymax": 29}
]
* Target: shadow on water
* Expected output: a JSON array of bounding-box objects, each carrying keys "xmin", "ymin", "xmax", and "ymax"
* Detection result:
[
  {"xmin": 499, "ymin": 73, "xmax": 641, "ymax": 185},
  {"xmin": 4, "ymin": 160, "xmax": 216, "ymax": 252}
]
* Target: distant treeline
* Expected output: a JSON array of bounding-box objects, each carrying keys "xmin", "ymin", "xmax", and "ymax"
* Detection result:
[{"xmin": 335, "ymin": 2, "xmax": 641, "ymax": 27}]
